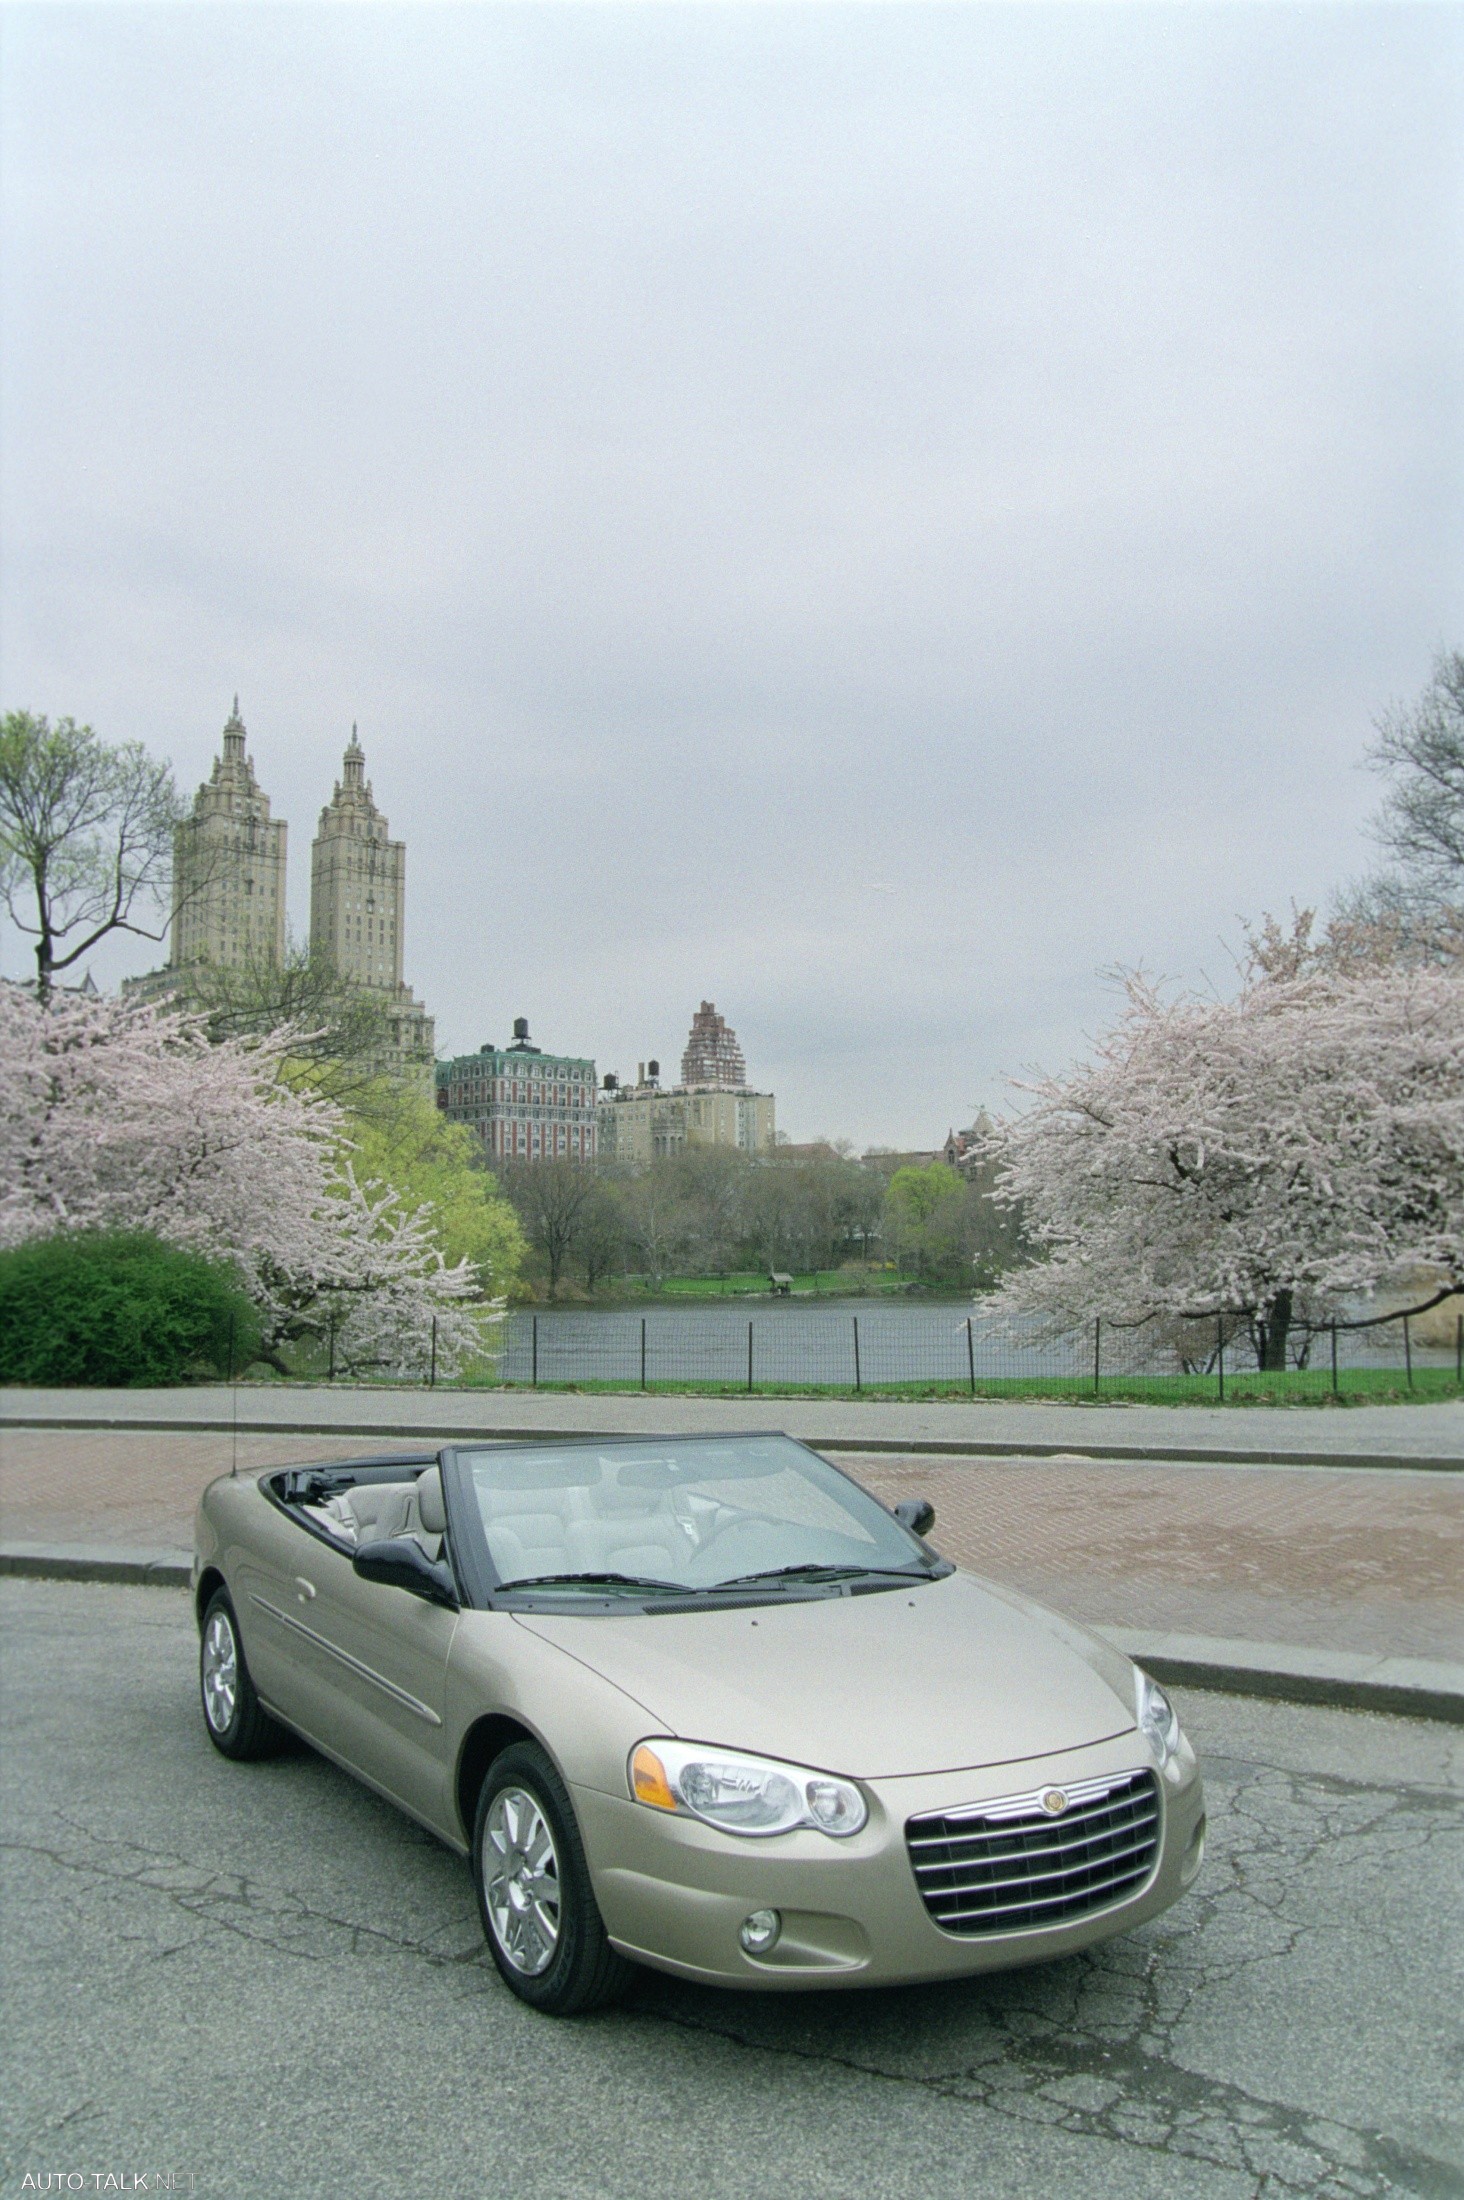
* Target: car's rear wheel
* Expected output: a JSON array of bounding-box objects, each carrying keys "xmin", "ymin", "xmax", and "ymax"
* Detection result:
[
  {"xmin": 472, "ymin": 1741, "xmax": 632, "ymax": 2015},
  {"xmin": 199, "ymin": 1590, "xmax": 281, "ymax": 1760}
]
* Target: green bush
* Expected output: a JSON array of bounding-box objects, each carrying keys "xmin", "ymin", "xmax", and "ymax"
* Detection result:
[{"xmin": 0, "ymin": 1231, "xmax": 261, "ymax": 1387}]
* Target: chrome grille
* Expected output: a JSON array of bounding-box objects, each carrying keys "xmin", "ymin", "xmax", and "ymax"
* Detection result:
[{"xmin": 906, "ymin": 1769, "xmax": 1160, "ymax": 1936}]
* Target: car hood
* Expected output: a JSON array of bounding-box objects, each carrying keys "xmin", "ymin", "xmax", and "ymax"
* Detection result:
[{"xmin": 511, "ymin": 1569, "xmax": 1136, "ymax": 1779}]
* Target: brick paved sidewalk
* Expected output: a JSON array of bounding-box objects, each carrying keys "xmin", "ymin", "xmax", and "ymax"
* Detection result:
[
  {"xmin": 844, "ymin": 1451, "xmax": 1463, "ymax": 1664},
  {"xmin": 3, "ymin": 1426, "xmax": 1459, "ymax": 1665}
]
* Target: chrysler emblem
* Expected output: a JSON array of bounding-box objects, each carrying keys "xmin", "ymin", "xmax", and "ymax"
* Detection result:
[{"xmin": 1041, "ymin": 1788, "xmax": 1069, "ymax": 1816}]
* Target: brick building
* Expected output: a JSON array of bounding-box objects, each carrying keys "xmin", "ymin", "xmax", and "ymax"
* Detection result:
[
  {"xmin": 680, "ymin": 1000, "xmax": 747, "ymax": 1088},
  {"xmin": 436, "ymin": 1020, "xmax": 597, "ymax": 1163},
  {"xmin": 597, "ymin": 1073, "xmax": 775, "ymax": 1162},
  {"xmin": 598, "ymin": 1002, "xmax": 774, "ymax": 1161}
]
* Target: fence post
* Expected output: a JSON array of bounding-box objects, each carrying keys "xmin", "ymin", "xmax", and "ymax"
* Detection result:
[
  {"xmin": 1457, "ymin": 1313, "xmax": 1462, "ymax": 1389},
  {"xmin": 429, "ymin": 1315, "xmax": 437, "ymax": 1389},
  {"xmin": 532, "ymin": 1314, "xmax": 538, "ymax": 1389},
  {"xmin": 328, "ymin": 1314, "xmax": 336, "ymax": 1383},
  {"xmin": 1093, "ymin": 1316, "xmax": 1101, "ymax": 1398},
  {"xmin": 1403, "ymin": 1312, "xmax": 1414, "ymax": 1390},
  {"xmin": 852, "ymin": 1316, "xmax": 861, "ymax": 1394},
  {"xmin": 1331, "ymin": 1321, "xmax": 1339, "ymax": 1397},
  {"xmin": 640, "ymin": 1316, "xmax": 647, "ymax": 1393},
  {"xmin": 967, "ymin": 1317, "xmax": 976, "ymax": 1397},
  {"xmin": 747, "ymin": 1320, "xmax": 754, "ymax": 1393},
  {"xmin": 226, "ymin": 1311, "xmax": 236, "ymax": 1385},
  {"xmin": 1216, "ymin": 1316, "xmax": 1224, "ymax": 1404}
]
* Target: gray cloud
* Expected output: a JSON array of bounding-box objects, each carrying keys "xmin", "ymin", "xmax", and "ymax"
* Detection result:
[{"xmin": 2, "ymin": 3, "xmax": 1460, "ymax": 1144}]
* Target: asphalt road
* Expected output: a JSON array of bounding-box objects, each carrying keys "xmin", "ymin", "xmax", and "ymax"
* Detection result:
[{"xmin": 2, "ymin": 1581, "xmax": 1461, "ymax": 2200}]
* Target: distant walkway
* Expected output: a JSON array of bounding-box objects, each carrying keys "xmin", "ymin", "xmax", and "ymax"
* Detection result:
[{"xmin": 3, "ymin": 1382, "xmax": 1461, "ymax": 1468}]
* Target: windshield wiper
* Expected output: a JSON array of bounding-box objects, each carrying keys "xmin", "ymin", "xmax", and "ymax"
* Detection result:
[
  {"xmin": 716, "ymin": 1562, "xmax": 935, "ymax": 1589},
  {"xmin": 497, "ymin": 1570, "xmax": 697, "ymax": 1595}
]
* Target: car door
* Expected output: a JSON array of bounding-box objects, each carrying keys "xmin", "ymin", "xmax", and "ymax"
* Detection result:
[
  {"xmin": 228, "ymin": 1485, "xmax": 348, "ymax": 1735},
  {"xmin": 285, "ymin": 1531, "xmax": 460, "ymax": 1839}
]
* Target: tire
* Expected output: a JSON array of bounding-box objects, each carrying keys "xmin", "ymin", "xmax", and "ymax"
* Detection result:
[
  {"xmin": 199, "ymin": 1589, "xmax": 282, "ymax": 1761},
  {"xmin": 472, "ymin": 1741, "xmax": 633, "ymax": 2016}
]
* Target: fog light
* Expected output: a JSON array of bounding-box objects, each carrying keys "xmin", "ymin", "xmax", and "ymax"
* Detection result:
[{"xmin": 739, "ymin": 1908, "xmax": 781, "ymax": 1955}]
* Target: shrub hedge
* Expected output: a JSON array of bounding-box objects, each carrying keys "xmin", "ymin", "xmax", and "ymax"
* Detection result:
[{"xmin": 0, "ymin": 1231, "xmax": 261, "ymax": 1387}]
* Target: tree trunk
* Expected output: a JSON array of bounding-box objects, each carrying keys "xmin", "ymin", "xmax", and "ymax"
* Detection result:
[{"xmin": 1257, "ymin": 1289, "xmax": 1293, "ymax": 1371}]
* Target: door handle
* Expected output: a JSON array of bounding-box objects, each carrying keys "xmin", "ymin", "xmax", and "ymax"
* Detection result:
[{"xmin": 294, "ymin": 1577, "xmax": 317, "ymax": 1602}]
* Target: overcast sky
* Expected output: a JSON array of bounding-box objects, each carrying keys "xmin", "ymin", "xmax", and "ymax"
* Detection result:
[{"xmin": 2, "ymin": 4, "xmax": 1460, "ymax": 1147}]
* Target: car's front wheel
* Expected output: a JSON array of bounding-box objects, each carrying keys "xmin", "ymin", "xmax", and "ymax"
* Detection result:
[
  {"xmin": 199, "ymin": 1589, "xmax": 281, "ymax": 1760},
  {"xmin": 472, "ymin": 1742, "xmax": 632, "ymax": 2015}
]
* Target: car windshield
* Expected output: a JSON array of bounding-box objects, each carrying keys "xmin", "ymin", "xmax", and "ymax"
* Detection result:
[{"xmin": 455, "ymin": 1435, "xmax": 938, "ymax": 1600}]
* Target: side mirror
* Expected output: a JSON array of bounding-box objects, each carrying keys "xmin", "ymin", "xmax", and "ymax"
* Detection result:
[
  {"xmin": 893, "ymin": 1497, "xmax": 936, "ymax": 1539},
  {"xmin": 353, "ymin": 1535, "xmax": 459, "ymax": 1609}
]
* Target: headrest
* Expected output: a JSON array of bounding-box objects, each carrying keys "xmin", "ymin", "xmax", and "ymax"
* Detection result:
[
  {"xmin": 415, "ymin": 1466, "xmax": 447, "ymax": 1535},
  {"xmin": 594, "ymin": 1468, "xmax": 668, "ymax": 1514}
]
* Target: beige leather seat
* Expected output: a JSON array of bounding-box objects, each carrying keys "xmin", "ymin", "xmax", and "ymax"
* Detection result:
[
  {"xmin": 414, "ymin": 1465, "xmax": 446, "ymax": 1537},
  {"xmin": 565, "ymin": 1472, "xmax": 693, "ymax": 1581},
  {"xmin": 321, "ymin": 1483, "xmax": 412, "ymax": 1544},
  {"xmin": 479, "ymin": 1482, "xmax": 592, "ymax": 1584},
  {"xmin": 402, "ymin": 1467, "xmax": 446, "ymax": 1561}
]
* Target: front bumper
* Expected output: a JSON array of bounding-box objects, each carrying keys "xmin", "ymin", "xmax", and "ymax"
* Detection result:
[{"xmin": 575, "ymin": 1729, "xmax": 1205, "ymax": 1990}]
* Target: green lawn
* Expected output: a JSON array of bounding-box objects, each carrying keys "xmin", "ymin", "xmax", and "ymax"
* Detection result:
[
  {"xmin": 438, "ymin": 1367, "xmax": 1460, "ymax": 1405},
  {"xmin": 617, "ymin": 1269, "xmax": 913, "ymax": 1299}
]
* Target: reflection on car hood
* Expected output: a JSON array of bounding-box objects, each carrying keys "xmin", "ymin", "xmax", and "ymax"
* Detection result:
[{"xmin": 511, "ymin": 1570, "xmax": 1135, "ymax": 1779}]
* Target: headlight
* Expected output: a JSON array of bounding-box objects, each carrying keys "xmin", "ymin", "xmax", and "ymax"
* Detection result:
[
  {"xmin": 1135, "ymin": 1668, "xmax": 1183, "ymax": 1767},
  {"xmin": 629, "ymin": 1739, "xmax": 868, "ymax": 1839}
]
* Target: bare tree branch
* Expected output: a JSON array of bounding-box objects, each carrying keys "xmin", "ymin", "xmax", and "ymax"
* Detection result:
[{"xmin": 0, "ymin": 710, "xmax": 181, "ymax": 999}]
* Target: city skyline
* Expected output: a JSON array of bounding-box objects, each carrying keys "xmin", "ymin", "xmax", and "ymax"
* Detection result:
[{"xmin": 2, "ymin": 8, "xmax": 1458, "ymax": 1147}]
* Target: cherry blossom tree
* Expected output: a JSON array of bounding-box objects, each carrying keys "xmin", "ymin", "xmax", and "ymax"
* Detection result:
[
  {"xmin": 980, "ymin": 960, "xmax": 1464, "ymax": 1368},
  {"xmin": 0, "ymin": 985, "xmax": 488, "ymax": 1378}
]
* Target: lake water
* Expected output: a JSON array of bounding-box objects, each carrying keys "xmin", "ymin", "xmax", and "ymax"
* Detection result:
[{"xmin": 488, "ymin": 1296, "xmax": 1432, "ymax": 1388}]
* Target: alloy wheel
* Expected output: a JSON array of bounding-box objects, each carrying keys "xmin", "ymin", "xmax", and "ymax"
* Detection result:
[
  {"xmin": 202, "ymin": 1609, "xmax": 238, "ymax": 1734},
  {"xmin": 483, "ymin": 1786, "xmax": 562, "ymax": 1976}
]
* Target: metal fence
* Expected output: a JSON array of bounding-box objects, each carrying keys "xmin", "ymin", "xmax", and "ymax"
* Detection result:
[{"xmin": 445, "ymin": 1299, "xmax": 1461, "ymax": 1401}]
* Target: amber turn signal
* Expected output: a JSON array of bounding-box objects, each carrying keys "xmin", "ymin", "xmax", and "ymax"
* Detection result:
[{"xmin": 630, "ymin": 1743, "xmax": 679, "ymax": 1812}]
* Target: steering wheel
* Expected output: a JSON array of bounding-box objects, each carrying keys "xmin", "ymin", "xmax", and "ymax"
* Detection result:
[
  {"xmin": 684, "ymin": 1514, "xmax": 817, "ymax": 1585},
  {"xmin": 691, "ymin": 1511, "xmax": 787, "ymax": 1557}
]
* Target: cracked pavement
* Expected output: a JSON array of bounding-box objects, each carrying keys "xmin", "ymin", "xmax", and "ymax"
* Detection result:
[{"xmin": 2, "ymin": 1580, "xmax": 1461, "ymax": 2199}]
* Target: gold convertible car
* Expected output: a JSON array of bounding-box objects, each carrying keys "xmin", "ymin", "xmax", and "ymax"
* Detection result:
[{"xmin": 193, "ymin": 1433, "xmax": 1206, "ymax": 2015}]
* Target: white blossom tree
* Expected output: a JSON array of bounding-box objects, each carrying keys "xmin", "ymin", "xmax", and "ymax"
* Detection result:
[
  {"xmin": 0, "ymin": 985, "xmax": 488, "ymax": 1378},
  {"xmin": 980, "ymin": 960, "xmax": 1464, "ymax": 1368}
]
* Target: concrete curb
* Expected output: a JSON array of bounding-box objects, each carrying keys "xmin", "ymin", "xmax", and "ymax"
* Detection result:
[
  {"xmin": 0, "ymin": 1542, "xmax": 192, "ymax": 1588},
  {"xmin": 1095, "ymin": 1628, "xmax": 1464, "ymax": 1727},
  {"xmin": 3, "ymin": 1544, "xmax": 1460, "ymax": 1724},
  {"xmin": 3, "ymin": 1408, "xmax": 1460, "ymax": 1473}
]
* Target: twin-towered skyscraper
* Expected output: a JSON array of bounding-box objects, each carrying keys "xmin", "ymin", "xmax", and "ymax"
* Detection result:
[{"xmin": 163, "ymin": 699, "xmax": 434, "ymax": 1073}]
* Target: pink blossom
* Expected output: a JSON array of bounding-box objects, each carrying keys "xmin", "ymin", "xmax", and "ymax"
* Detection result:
[
  {"xmin": 980, "ymin": 962, "xmax": 1464, "ymax": 1345},
  {"xmin": 0, "ymin": 985, "xmax": 489, "ymax": 1377}
]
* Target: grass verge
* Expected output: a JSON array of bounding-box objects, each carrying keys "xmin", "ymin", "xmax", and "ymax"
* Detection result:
[{"xmin": 427, "ymin": 1369, "xmax": 1462, "ymax": 1406}]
